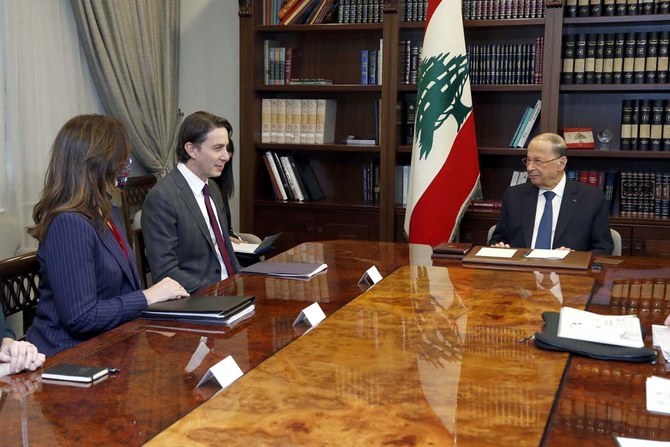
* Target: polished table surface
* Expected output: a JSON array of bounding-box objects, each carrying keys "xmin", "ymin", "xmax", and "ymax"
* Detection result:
[{"xmin": 1, "ymin": 240, "xmax": 670, "ymax": 446}]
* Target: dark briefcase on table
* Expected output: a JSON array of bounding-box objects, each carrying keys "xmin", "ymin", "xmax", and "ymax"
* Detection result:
[{"xmin": 533, "ymin": 311, "xmax": 656, "ymax": 363}]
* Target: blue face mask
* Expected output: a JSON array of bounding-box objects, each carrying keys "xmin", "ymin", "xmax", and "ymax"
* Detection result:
[{"xmin": 116, "ymin": 158, "xmax": 132, "ymax": 187}]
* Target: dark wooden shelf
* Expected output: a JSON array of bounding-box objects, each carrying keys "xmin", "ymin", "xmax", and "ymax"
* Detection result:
[
  {"xmin": 561, "ymin": 84, "xmax": 670, "ymax": 92},
  {"xmin": 397, "ymin": 145, "xmax": 413, "ymax": 153},
  {"xmin": 563, "ymin": 14, "xmax": 670, "ymax": 25},
  {"xmin": 256, "ymin": 84, "xmax": 382, "ymax": 92},
  {"xmin": 464, "ymin": 18, "xmax": 545, "ymax": 27},
  {"xmin": 256, "ymin": 143, "xmax": 381, "ymax": 153},
  {"xmin": 471, "ymin": 84, "xmax": 543, "ymax": 92},
  {"xmin": 478, "ymin": 147, "xmax": 670, "ymax": 158},
  {"xmin": 398, "ymin": 84, "xmax": 418, "ymax": 91},
  {"xmin": 255, "ymin": 199, "xmax": 380, "ymax": 213},
  {"xmin": 256, "ymin": 23, "xmax": 383, "ymax": 32}
]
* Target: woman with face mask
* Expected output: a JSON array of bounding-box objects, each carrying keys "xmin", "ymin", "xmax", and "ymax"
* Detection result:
[{"xmin": 25, "ymin": 115, "xmax": 189, "ymax": 356}]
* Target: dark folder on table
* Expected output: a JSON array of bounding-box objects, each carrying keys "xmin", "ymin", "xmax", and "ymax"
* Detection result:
[
  {"xmin": 240, "ymin": 261, "xmax": 327, "ymax": 278},
  {"xmin": 462, "ymin": 246, "xmax": 592, "ymax": 270},
  {"xmin": 141, "ymin": 295, "xmax": 256, "ymax": 324}
]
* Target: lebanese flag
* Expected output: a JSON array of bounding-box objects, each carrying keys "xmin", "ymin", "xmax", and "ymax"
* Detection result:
[{"xmin": 403, "ymin": 0, "xmax": 480, "ymax": 246}]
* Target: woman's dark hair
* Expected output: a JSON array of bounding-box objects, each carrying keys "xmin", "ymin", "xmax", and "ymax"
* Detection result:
[{"xmin": 29, "ymin": 114, "xmax": 131, "ymax": 242}]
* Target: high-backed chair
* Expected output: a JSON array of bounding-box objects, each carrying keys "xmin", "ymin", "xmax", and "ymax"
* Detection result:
[
  {"xmin": 120, "ymin": 174, "xmax": 158, "ymax": 246},
  {"xmin": 0, "ymin": 252, "xmax": 40, "ymax": 334},
  {"xmin": 133, "ymin": 228, "xmax": 152, "ymax": 289},
  {"xmin": 488, "ymin": 224, "xmax": 623, "ymax": 256}
]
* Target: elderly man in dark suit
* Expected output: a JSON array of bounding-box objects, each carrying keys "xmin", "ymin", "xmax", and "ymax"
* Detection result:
[
  {"xmin": 142, "ymin": 111, "xmax": 241, "ymax": 293},
  {"xmin": 489, "ymin": 133, "xmax": 613, "ymax": 255}
]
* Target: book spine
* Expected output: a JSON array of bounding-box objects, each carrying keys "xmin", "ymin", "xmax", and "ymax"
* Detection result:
[
  {"xmin": 276, "ymin": 98, "xmax": 287, "ymax": 144},
  {"xmin": 620, "ymin": 99, "xmax": 632, "ymax": 151},
  {"xmin": 589, "ymin": 0, "xmax": 602, "ymax": 16},
  {"xmin": 577, "ymin": 0, "xmax": 590, "ymax": 15},
  {"xmin": 630, "ymin": 99, "xmax": 640, "ymax": 151},
  {"xmin": 516, "ymin": 99, "xmax": 542, "ymax": 148},
  {"xmin": 626, "ymin": 0, "xmax": 638, "ymax": 15},
  {"xmin": 645, "ymin": 32, "xmax": 657, "ymax": 85},
  {"xmin": 603, "ymin": 0, "xmax": 615, "ymax": 14},
  {"xmin": 633, "ymin": 32, "xmax": 647, "ymax": 85},
  {"xmin": 603, "ymin": 33, "xmax": 615, "ymax": 84},
  {"xmin": 614, "ymin": 0, "xmax": 627, "ymax": 15},
  {"xmin": 565, "ymin": 0, "xmax": 578, "ymax": 16},
  {"xmin": 574, "ymin": 34, "xmax": 587, "ymax": 84},
  {"xmin": 658, "ymin": 32, "xmax": 669, "ymax": 85},
  {"xmin": 651, "ymin": 99, "xmax": 664, "ymax": 151},
  {"xmin": 562, "ymin": 34, "xmax": 576, "ymax": 84},
  {"xmin": 361, "ymin": 49, "xmax": 369, "ymax": 85},
  {"xmin": 612, "ymin": 33, "xmax": 625, "ymax": 84},
  {"xmin": 622, "ymin": 32, "xmax": 636, "ymax": 85},
  {"xmin": 638, "ymin": 99, "xmax": 651, "ymax": 151},
  {"xmin": 663, "ymin": 99, "xmax": 670, "ymax": 151}
]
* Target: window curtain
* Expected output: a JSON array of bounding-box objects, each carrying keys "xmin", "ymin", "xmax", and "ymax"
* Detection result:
[
  {"xmin": 0, "ymin": 0, "xmax": 103, "ymax": 249},
  {"xmin": 70, "ymin": 0, "xmax": 180, "ymax": 175}
]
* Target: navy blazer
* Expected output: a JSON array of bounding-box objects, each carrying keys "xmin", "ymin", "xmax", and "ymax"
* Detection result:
[
  {"xmin": 490, "ymin": 179, "xmax": 614, "ymax": 255},
  {"xmin": 26, "ymin": 209, "xmax": 146, "ymax": 356},
  {"xmin": 141, "ymin": 169, "xmax": 241, "ymax": 293}
]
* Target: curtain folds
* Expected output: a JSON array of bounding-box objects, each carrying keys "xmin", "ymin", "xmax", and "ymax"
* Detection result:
[{"xmin": 70, "ymin": 0, "xmax": 180, "ymax": 174}]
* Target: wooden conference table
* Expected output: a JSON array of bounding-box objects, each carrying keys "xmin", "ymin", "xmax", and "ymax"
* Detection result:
[{"xmin": 0, "ymin": 241, "xmax": 669, "ymax": 446}]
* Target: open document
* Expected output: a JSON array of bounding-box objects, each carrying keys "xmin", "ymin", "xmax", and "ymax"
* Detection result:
[{"xmin": 557, "ymin": 306, "xmax": 644, "ymax": 348}]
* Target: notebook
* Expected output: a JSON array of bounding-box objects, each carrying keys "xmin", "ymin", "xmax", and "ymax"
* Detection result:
[
  {"xmin": 42, "ymin": 364, "xmax": 109, "ymax": 383},
  {"xmin": 233, "ymin": 233, "xmax": 281, "ymax": 255},
  {"xmin": 141, "ymin": 295, "xmax": 256, "ymax": 324},
  {"xmin": 240, "ymin": 261, "xmax": 328, "ymax": 279}
]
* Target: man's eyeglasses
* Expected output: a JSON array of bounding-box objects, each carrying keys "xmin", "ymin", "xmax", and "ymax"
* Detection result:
[{"xmin": 521, "ymin": 156, "xmax": 562, "ymax": 167}]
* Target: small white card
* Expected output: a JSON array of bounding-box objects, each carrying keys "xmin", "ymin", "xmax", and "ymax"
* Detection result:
[
  {"xmin": 293, "ymin": 302, "xmax": 326, "ymax": 328},
  {"xmin": 653, "ymin": 325, "xmax": 670, "ymax": 361},
  {"xmin": 357, "ymin": 266, "xmax": 383, "ymax": 289},
  {"xmin": 196, "ymin": 355, "xmax": 243, "ymax": 390},
  {"xmin": 646, "ymin": 376, "xmax": 670, "ymax": 415},
  {"xmin": 477, "ymin": 247, "xmax": 517, "ymax": 258}
]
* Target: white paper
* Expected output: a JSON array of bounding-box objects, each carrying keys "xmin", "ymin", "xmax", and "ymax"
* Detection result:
[
  {"xmin": 476, "ymin": 247, "xmax": 517, "ymax": 258},
  {"xmin": 233, "ymin": 242, "xmax": 260, "ymax": 254},
  {"xmin": 647, "ymin": 376, "xmax": 670, "ymax": 415},
  {"xmin": 293, "ymin": 302, "xmax": 326, "ymax": 328},
  {"xmin": 652, "ymin": 325, "xmax": 670, "ymax": 361},
  {"xmin": 524, "ymin": 249, "xmax": 570, "ymax": 259},
  {"xmin": 616, "ymin": 436, "xmax": 670, "ymax": 446},
  {"xmin": 196, "ymin": 355, "xmax": 243, "ymax": 390},
  {"xmin": 557, "ymin": 306, "xmax": 644, "ymax": 348}
]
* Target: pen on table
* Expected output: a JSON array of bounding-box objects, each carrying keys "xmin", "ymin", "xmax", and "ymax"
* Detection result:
[
  {"xmin": 107, "ymin": 367, "xmax": 122, "ymax": 374},
  {"xmin": 522, "ymin": 250, "xmax": 532, "ymax": 258}
]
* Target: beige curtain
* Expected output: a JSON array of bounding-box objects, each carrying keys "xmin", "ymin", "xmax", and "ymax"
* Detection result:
[{"xmin": 70, "ymin": 0, "xmax": 180, "ymax": 174}]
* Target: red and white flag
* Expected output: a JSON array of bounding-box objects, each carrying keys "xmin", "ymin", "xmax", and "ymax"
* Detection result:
[{"xmin": 403, "ymin": 0, "xmax": 480, "ymax": 246}]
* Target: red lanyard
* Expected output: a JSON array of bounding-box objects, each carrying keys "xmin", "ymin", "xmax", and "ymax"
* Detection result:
[{"xmin": 107, "ymin": 220, "xmax": 128, "ymax": 260}]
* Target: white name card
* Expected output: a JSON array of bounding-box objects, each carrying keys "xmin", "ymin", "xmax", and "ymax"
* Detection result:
[
  {"xmin": 196, "ymin": 355, "xmax": 243, "ymax": 390},
  {"xmin": 293, "ymin": 302, "xmax": 326, "ymax": 328},
  {"xmin": 357, "ymin": 265, "xmax": 383, "ymax": 289}
]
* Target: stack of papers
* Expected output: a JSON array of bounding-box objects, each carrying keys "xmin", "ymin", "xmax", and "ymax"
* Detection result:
[
  {"xmin": 557, "ymin": 306, "xmax": 644, "ymax": 348},
  {"xmin": 652, "ymin": 324, "xmax": 670, "ymax": 361},
  {"xmin": 240, "ymin": 261, "xmax": 328, "ymax": 279}
]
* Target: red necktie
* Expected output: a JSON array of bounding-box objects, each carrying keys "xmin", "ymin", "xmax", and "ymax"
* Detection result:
[
  {"xmin": 107, "ymin": 220, "xmax": 128, "ymax": 260},
  {"xmin": 203, "ymin": 184, "xmax": 234, "ymax": 276}
]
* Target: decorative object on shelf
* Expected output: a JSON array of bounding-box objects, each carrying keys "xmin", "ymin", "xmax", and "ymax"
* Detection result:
[
  {"xmin": 563, "ymin": 127, "xmax": 595, "ymax": 149},
  {"xmin": 597, "ymin": 128, "xmax": 612, "ymax": 151}
]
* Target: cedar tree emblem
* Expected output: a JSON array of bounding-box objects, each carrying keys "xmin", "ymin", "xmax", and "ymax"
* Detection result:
[{"xmin": 415, "ymin": 52, "xmax": 471, "ymax": 159}]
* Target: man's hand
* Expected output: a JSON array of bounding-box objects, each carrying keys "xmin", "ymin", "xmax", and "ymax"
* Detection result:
[{"xmin": 491, "ymin": 242, "xmax": 510, "ymax": 248}]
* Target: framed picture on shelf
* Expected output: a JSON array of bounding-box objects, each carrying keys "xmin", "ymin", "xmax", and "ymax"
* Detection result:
[{"xmin": 563, "ymin": 128, "xmax": 595, "ymax": 149}]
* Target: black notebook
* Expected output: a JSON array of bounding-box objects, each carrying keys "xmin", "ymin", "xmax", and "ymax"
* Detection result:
[
  {"xmin": 42, "ymin": 364, "xmax": 109, "ymax": 383},
  {"xmin": 233, "ymin": 233, "xmax": 281, "ymax": 255},
  {"xmin": 141, "ymin": 295, "xmax": 256, "ymax": 324},
  {"xmin": 240, "ymin": 261, "xmax": 327, "ymax": 279}
]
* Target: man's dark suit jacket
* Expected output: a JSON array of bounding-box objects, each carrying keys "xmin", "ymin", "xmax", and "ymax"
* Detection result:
[
  {"xmin": 26, "ymin": 209, "xmax": 146, "ymax": 356},
  {"xmin": 141, "ymin": 169, "xmax": 241, "ymax": 293},
  {"xmin": 489, "ymin": 179, "xmax": 614, "ymax": 255}
]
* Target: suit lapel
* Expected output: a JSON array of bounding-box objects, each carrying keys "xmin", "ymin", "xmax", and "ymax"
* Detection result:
[
  {"xmin": 522, "ymin": 184, "xmax": 538, "ymax": 247},
  {"xmin": 172, "ymin": 170, "xmax": 218, "ymax": 253},
  {"xmin": 555, "ymin": 179, "xmax": 578, "ymax": 244},
  {"xmin": 98, "ymin": 209, "xmax": 141, "ymax": 289}
]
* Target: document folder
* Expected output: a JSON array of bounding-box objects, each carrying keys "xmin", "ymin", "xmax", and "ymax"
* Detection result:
[{"xmin": 141, "ymin": 295, "xmax": 256, "ymax": 324}]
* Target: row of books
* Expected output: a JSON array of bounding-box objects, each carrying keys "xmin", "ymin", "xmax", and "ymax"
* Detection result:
[
  {"xmin": 268, "ymin": 0, "xmax": 339, "ymax": 25},
  {"xmin": 509, "ymin": 99, "xmax": 542, "ymax": 148},
  {"xmin": 395, "ymin": 165, "xmax": 411, "ymax": 206},
  {"xmin": 620, "ymin": 99, "xmax": 670, "ymax": 152},
  {"xmin": 263, "ymin": 41, "xmax": 300, "ymax": 85},
  {"xmin": 398, "ymin": 41, "xmax": 422, "ymax": 85},
  {"xmin": 337, "ymin": 0, "xmax": 384, "ymax": 23},
  {"xmin": 361, "ymin": 43, "xmax": 383, "ymax": 85},
  {"xmin": 363, "ymin": 160, "xmax": 380, "ymax": 205},
  {"xmin": 467, "ymin": 39, "xmax": 544, "ymax": 85},
  {"xmin": 400, "ymin": 0, "xmax": 428, "ymax": 21},
  {"xmin": 463, "ymin": 0, "xmax": 546, "ymax": 20},
  {"xmin": 261, "ymin": 98, "xmax": 337, "ymax": 144},
  {"xmin": 562, "ymin": 31, "xmax": 670, "ymax": 85},
  {"xmin": 611, "ymin": 278, "xmax": 670, "ymax": 309},
  {"xmin": 509, "ymin": 170, "xmax": 529, "ymax": 186},
  {"xmin": 565, "ymin": 0, "xmax": 670, "ymax": 17},
  {"xmin": 262, "ymin": 151, "xmax": 325, "ymax": 202}
]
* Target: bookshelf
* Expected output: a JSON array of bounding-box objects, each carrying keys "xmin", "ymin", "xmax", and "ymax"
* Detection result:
[{"xmin": 239, "ymin": 1, "xmax": 670, "ymax": 256}]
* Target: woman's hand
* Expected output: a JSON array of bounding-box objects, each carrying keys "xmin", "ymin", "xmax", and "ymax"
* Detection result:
[
  {"xmin": 0, "ymin": 339, "xmax": 46, "ymax": 374},
  {"xmin": 143, "ymin": 277, "xmax": 189, "ymax": 305}
]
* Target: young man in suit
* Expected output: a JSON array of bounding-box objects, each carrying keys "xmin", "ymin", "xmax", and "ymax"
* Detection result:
[
  {"xmin": 489, "ymin": 133, "xmax": 614, "ymax": 255},
  {"xmin": 142, "ymin": 111, "xmax": 241, "ymax": 293}
]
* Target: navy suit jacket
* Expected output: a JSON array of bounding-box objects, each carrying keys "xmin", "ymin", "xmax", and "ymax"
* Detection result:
[
  {"xmin": 490, "ymin": 179, "xmax": 614, "ymax": 255},
  {"xmin": 141, "ymin": 169, "xmax": 241, "ymax": 293},
  {"xmin": 26, "ymin": 208, "xmax": 146, "ymax": 356}
]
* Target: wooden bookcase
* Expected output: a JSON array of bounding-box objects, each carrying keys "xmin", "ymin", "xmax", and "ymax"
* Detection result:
[{"xmin": 239, "ymin": 1, "xmax": 670, "ymax": 256}]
